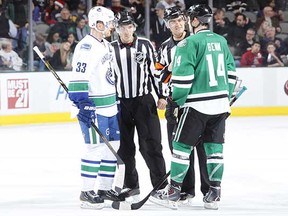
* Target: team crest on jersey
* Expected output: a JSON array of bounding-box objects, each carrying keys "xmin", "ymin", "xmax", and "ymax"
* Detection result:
[
  {"xmin": 134, "ymin": 51, "xmax": 145, "ymax": 64},
  {"xmin": 106, "ymin": 67, "xmax": 115, "ymax": 85},
  {"xmin": 177, "ymin": 39, "xmax": 187, "ymax": 48},
  {"xmin": 80, "ymin": 43, "xmax": 92, "ymax": 50}
]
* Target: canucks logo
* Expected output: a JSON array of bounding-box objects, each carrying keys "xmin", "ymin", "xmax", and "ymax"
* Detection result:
[
  {"xmin": 106, "ymin": 67, "xmax": 115, "ymax": 85},
  {"xmin": 134, "ymin": 51, "xmax": 145, "ymax": 64}
]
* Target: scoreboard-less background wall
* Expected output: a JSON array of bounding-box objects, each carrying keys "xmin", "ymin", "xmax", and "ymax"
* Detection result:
[{"xmin": 1, "ymin": 68, "xmax": 288, "ymax": 125}]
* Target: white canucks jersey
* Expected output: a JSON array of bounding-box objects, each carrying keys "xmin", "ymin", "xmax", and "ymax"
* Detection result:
[{"xmin": 68, "ymin": 34, "xmax": 117, "ymax": 117}]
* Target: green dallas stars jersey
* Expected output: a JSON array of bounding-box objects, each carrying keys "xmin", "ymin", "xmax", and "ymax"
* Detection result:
[{"xmin": 171, "ymin": 29, "xmax": 237, "ymax": 115}]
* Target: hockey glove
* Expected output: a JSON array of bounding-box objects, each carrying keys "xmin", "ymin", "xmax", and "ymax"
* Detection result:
[
  {"xmin": 76, "ymin": 99, "xmax": 96, "ymax": 128},
  {"xmin": 165, "ymin": 98, "xmax": 179, "ymax": 124}
]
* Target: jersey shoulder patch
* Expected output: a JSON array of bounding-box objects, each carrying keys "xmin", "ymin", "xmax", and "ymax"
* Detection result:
[
  {"xmin": 80, "ymin": 43, "xmax": 92, "ymax": 50},
  {"xmin": 177, "ymin": 38, "xmax": 187, "ymax": 48}
]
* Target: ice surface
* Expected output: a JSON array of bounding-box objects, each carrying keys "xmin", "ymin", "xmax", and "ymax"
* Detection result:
[{"xmin": 1, "ymin": 116, "xmax": 288, "ymax": 216}]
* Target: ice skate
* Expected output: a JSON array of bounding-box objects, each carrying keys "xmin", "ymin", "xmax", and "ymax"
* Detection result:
[
  {"xmin": 149, "ymin": 185, "xmax": 169, "ymax": 206},
  {"xmin": 203, "ymin": 186, "xmax": 221, "ymax": 210},
  {"xmin": 97, "ymin": 189, "xmax": 124, "ymax": 202},
  {"xmin": 149, "ymin": 184, "xmax": 181, "ymax": 210},
  {"xmin": 118, "ymin": 188, "xmax": 140, "ymax": 203},
  {"xmin": 178, "ymin": 192, "xmax": 194, "ymax": 206},
  {"xmin": 80, "ymin": 190, "xmax": 105, "ymax": 209}
]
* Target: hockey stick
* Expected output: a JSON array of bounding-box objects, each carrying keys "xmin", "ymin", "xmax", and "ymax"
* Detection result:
[
  {"xmin": 33, "ymin": 46, "xmax": 125, "ymax": 193},
  {"xmin": 230, "ymin": 85, "xmax": 247, "ymax": 106},
  {"xmin": 112, "ymin": 171, "xmax": 170, "ymax": 210},
  {"xmin": 111, "ymin": 85, "xmax": 247, "ymax": 210}
]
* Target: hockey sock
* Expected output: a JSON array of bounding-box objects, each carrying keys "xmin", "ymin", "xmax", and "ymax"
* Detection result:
[
  {"xmin": 98, "ymin": 140, "xmax": 119, "ymax": 190},
  {"xmin": 170, "ymin": 141, "xmax": 192, "ymax": 184},
  {"xmin": 81, "ymin": 144, "xmax": 104, "ymax": 191},
  {"xmin": 204, "ymin": 142, "xmax": 224, "ymax": 183}
]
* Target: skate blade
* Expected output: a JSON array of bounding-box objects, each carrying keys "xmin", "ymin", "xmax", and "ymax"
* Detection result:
[
  {"xmin": 149, "ymin": 196, "xmax": 169, "ymax": 207},
  {"xmin": 149, "ymin": 197, "xmax": 178, "ymax": 210},
  {"xmin": 80, "ymin": 201, "xmax": 105, "ymax": 209},
  {"xmin": 178, "ymin": 198, "xmax": 193, "ymax": 207},
  {"xmin": 125, "ymin": 194, "xmax": 140, "ymax": 204},
  {"xmin": 204, "ymin": 202, "xmax": 218, "ymax": 210}
]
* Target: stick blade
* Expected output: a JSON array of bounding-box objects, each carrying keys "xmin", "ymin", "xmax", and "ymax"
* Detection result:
[{"xmin": 112, "ymin": 201, "xmax": 132, "ymax": 210}]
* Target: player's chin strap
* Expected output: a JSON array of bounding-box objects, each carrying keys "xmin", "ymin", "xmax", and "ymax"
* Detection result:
[{"xmin": 33, "ymin": 46, "xmax": 125, "ymax": 194}]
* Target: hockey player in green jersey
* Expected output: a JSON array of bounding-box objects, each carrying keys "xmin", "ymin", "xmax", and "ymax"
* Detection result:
[{"xmin": 153, "ymin": 4, "xmax": 237, "ymax": 210}]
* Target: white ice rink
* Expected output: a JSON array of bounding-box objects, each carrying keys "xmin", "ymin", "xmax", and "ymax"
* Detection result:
[{"xmin": 1, "ymin": 116, "xmax": 288, "ymax": 216}]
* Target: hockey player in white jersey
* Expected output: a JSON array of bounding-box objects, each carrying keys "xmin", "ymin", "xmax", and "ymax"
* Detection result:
[{"xmin": 68, "ymin": 6, "xmax": 122, "ymax": 209}]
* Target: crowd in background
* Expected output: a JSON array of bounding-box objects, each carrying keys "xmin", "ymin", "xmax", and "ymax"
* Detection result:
[{"xmin": 0, "ymin": 0, "xmax": 288, "ymax": 71}]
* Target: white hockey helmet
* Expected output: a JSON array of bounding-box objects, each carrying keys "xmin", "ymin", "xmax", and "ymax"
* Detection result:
[{"xmin": 88, "ymin": 6, "xmax": 115, "ymax": 30}]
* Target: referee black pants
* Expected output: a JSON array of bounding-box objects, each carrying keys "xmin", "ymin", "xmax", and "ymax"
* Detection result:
[{"xmin": 117, "ymin": 93, "xmax": 167, "ymax": 190}]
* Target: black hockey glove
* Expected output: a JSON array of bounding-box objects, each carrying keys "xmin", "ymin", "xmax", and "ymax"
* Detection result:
[
  {"xmin": 165, "ymin": 98, "xmax": 179, "ymax": 124},
  {"xmin": 76, "ymin": 99, "xmax": 96, "ymax": 128}
]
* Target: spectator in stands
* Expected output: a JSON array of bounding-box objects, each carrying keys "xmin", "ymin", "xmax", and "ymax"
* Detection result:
[
  {"xmin": 236, "ymin": 28, "xmax": 257, "ymax": 56},
  {"xmin": 160, "ymin": 0, "xmax": 186, "ymax": 11},
  {"xmin": 49, "ymin": 40, "xmax": 72, "ymax": 71},
  {"xmin": 111, "ymin": 0, "xmax": 125, "ymax": 14},
  {"xmin": 44, "ymin": 0, "xmax": 58, "ymax": 25},
  {"xmin": 49, "ymin": 7, "xmax": 74, "ymax": 41},
  {"xmin": 255, "ymin": 6, "xmax": 282, "ymax": 34},
  {"xmin": 70, "ymin": 2, "xmax": 88, "ymax": 23},
  {"xmin": 240, "ymin": 41, "xmax": 263, "ymax": 67},
  {"xmin": 227, "ymin": 12, "xmax": 254, "ymax": 47},
  {"xmin": 256, "ymin": 20, "xmax": 270, "ymax": 39},
  {"xmin": 67, "ymin": 32, "xmax": 77, "ymax": 53},
  {"xmin": 150, "ymin": 1, "xmax": 171, "ymax": 50},
  {"xmin": 263, "ymin": 41, "xmax": 284, "ymax": 67},
  {"xmin": 32, "ymin": 0, "xmax": 43, "ymax": 24},
  {"xmin": 45, "ymin": 30, "xmax": 62, "ymax": 58},
  {"xmin": 69, "ymin": 15, "xmax": 89, "ymax": 42},
  {"xmin": 53, "ymin": 0, "xmax": 66, "ymax": 21},
  {"xmin": 213, "ymin": 8, "xmax": 230, "ymax": 39},
  {"xmin": 0, "ymin": 39, "xmax": 23, "ymax": 71},
  {"xmin": 33, "ymin": 33, "xmax": 48, "ymax": 71},
  {"xmin": 95, "ymin": 0, "xmax": 106, "ymax": 7},
  {"xmin": 0, "ymin": 6, "xmax": 17, "ymax": 40},
  {"xmin": 126, "ymin": 0, "xmax": 145, "ymax": 36},
  {"xmin": 260, "ymin": 26, "xmax": 287, "ymax": 56}
]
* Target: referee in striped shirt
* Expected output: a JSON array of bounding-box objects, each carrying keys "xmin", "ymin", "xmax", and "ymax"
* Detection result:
[{"xmin": 111, "ymin": 11, "xmax": 168, "ymax": 195}]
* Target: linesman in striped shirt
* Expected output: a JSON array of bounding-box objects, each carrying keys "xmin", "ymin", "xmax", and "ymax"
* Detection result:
[{"xmin": 110, "ymin": 11, "xmax": 168, "ymax": 199}]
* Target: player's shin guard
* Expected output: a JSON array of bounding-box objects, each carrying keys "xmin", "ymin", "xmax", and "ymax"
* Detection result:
[
  {"xmin": 204, "ymin": 143, "xmax": 224, "ymax": 184},
  {"xmin": 171, "ymin": 141, "xmax": 192, "ymax": 185}
]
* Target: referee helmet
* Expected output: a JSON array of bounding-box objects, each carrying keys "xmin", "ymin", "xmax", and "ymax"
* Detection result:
[{"xmin": 163, "ymin": 6, "xmax": 186, "ymax": 27}]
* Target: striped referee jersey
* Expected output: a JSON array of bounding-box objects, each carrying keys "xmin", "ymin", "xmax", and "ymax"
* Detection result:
[
  {"xmin": 110, "ymin": 36, "xmax": 163, "ymax": 99},
  {"xmin": 156, "ymin": 31, "xmax": 190, "ymax": 96}
]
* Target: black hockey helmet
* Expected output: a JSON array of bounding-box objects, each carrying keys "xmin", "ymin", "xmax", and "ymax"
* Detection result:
[
  {"xmin": 114, "ymin": 10, "xmax": 135, "ymax": 27},
  {"xmin": 164, "ymin": 6, "xmax": 185, "ymax": 22},
  {"xmin": 187, "ymin": 4, "xmax": 212, "ymax": 24}
]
